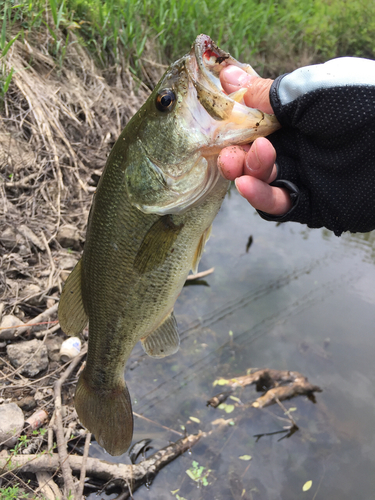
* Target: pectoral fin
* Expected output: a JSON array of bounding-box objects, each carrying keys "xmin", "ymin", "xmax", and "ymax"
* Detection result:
[
  {"xmin": 134, "ymin": 215, "xmax": 184, "ymax": 274},
  {"xmin": 192, "ymin": 225, "xmax": 212, "ymax": 274},
  {"xmin": 58, "ymin": 259, "xmax": 88, "ymax": 336},
  {"xmin": 141, "ymin": 311, "xmax": 180, "ymax": 358}
]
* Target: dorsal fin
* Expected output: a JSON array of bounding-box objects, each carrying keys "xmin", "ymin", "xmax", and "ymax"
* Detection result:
[
  {"xmin": 58, "ymin": 259, "xmax": 88, "ymax": 336},
  {"xmin": 141, "ymin": 311, "xmax": 180, "ymax": 358},
  {"xmin": 192, "ymin": 224, "xmax": 212, "ymax": 274}
]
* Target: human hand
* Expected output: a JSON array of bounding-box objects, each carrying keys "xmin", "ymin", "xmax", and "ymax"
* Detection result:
[
  {"xmin": 219, "ymin": 58, "xmax": 375, "ymax": 236},
  {"xmin": 218, "ymin": 66, "xmax": 292, "ymax": 216}
]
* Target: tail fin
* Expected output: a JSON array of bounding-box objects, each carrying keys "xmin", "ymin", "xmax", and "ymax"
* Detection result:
[{"xmin": 75, "ymin": 371, "xmax": 133, "ymax": 456}]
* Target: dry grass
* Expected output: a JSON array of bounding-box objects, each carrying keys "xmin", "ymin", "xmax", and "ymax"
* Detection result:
[{"xmin": 0, "ymin": 30, "xmax": 149, "ymax": 316}]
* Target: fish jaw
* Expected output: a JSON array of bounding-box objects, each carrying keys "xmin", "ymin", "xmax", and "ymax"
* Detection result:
[{"xmin": 186, "ymin": 34, "xmax": 281, "ymax": 147}]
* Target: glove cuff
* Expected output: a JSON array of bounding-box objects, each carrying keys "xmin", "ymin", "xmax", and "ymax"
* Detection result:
[{"xmin": 256, "ymin": 178, "xmax": 300, "ymax": 223}]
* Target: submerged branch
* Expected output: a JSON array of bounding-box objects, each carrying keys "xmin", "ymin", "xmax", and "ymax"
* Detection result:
[{"xmin": 208, "ymin": 368, "xmax": 322, "ymax": 408}]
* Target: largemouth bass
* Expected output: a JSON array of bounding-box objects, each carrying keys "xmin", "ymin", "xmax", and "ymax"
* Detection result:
[{"xmin": 58, "ymin": 34, "xmax": 280, "ymax": 456}]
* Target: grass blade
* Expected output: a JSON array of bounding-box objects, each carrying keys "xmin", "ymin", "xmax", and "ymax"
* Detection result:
[
  {"xmin": 1, "ymin": 33, "xmax": 20, "ymax": 59},
  {"xmin": 1, "ymin": 3, "xmax": 7, "ymax": 51},
  {"xmin": 3, "ymin": 66, "xmax": 14, "ymax": 93},
  {"xmin": 49, "ymin": 0, "xmax": 57, "ymax": 26}
]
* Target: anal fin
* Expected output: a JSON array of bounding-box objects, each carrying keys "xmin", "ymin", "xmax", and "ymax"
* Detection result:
[
  {"xmin": 58, "ymin": 259, "xmax": 88, "ymax": 336},
  {"xmin": 141, "ymin": 311, "xmax": 180, "ymax": 358}
]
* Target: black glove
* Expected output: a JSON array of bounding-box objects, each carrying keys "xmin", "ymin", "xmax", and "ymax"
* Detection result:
[{"xmin": 257, "ymin": 57, "xmax": 375, "ymax": 236}]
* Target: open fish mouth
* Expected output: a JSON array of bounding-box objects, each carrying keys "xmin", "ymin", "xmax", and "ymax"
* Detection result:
[
  {"xmin": 186, "ymin": 34, "xmax": 261, "ymax": 117},
  {"xmin": 185, "ymin": 34, "xmax": 279, "ymax": 147}
]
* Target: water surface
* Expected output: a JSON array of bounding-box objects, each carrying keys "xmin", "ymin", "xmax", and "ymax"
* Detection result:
[{"xmin": 88, "ymin": 190, "xmax": 375, "ymax": 500}]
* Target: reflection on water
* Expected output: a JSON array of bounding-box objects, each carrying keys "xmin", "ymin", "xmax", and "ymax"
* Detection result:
[{"xmin": 88, "ymin": 192, "xmax": 375, "ymax": 500}]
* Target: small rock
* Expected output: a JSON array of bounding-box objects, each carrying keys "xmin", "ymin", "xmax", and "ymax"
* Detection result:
[
  {"xmin": 16, "ymin": 396, "xmax": 37, "ymax": 412},
  {"xmin": 0, "ymin": 403, "xmax": 25, "ymax": 447},
  {"xmin": 7, "ymin": 339, "xmax": 49, "ymax": 377},
  {"xmin": 46, "ymin": 294, "xmax": 58, "ymax": 309},
  {"xmin": 60, "ymin": 270, "xmax": 70, "ymax": 282},
  {"xmin": 0, "ymin": 227, "xmax": 25, "ymax": 250},
  {"xmin": 59, "ymin": 256, "xmax": 78, "ymax": 270},
  {"xmin": 20, "ymin": 284, "xmax": 42, "ymax": 306},
  {"xmin": 56, "ymin": 225, "xmax": 81, "ymax": 250},
  {"xmin": 18, "ymin": 244, "xmax": 30, "ymax": 256},
  {"xmin": 46, "ymin": 298, "xmax": 55, "ymax": 308},
  {"xmin": 45, "ymin": 336, "xmax": 64, "ymax": 361},
  {"xmin": 34, "ymin": 390, "xmax": 44, "ymax": 401},
  {"xmin": 0, "ymin": 315, "xmax": 24, "ymax": 340},
  {"xmin": 17, "ymin": 225, "xmax": 45, "ymax": 251}
]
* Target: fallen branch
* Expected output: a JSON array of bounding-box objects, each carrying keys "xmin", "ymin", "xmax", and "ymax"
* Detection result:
[{"xmin": 1, "ymin": 432, "xmax": 203, "ymax": 497}]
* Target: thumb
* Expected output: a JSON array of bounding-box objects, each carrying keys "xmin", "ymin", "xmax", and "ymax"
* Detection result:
[{"xmin": 220, "ymin": 65, "xmax": 274, "ymax": 115}]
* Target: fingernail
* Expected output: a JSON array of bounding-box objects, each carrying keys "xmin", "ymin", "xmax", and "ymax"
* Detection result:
[
  {"xmin": 221, "ymin": 66, "xmax": 249, "ymax": 87},
  {"xmin": 235, "ymin": 178, "xmax": 245, "ymax": 197},
  {"xmin": 245, "ymin": 142, "xmax": 260, "ymax": 171}
]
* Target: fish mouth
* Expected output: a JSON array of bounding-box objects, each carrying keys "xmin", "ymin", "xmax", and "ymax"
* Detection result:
[
  {"xmin": 186, "ymin": 34, "xmax": 260, "ymax": 118},
  {"xmin": 185, "ymin": 34, "xmax": 280, "ymax": 148}
]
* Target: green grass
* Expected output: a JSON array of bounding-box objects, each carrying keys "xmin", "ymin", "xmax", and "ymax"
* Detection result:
[
  {"xmin": 67, "ymin": 0, "xmax": 375, "ymax": 64},
  {"xmin": 1, "ymin": 0, "xmax": 375, "ymax": 79},
  {"xmin": 0, "ymin": 485, "xmax": 29, "ymax": 500}
]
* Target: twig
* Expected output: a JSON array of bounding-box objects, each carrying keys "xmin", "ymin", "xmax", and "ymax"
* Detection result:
[
  {"xmin": 53, "ymin": 346, "xmax": 87, "ymax": 499},
  {"xmin": 133, "ymin": 412, "xmax": 184, "ymax": 437},
  {"xmin": 5, "ymin": 356, "xmax": 82, "ymax": 390},
  {"xmin": 41, "ymin": 231, "xmax": 56, "ymax": 293},
  {"xmin": 140, "ymin": 58, "xmax": 168, "ymax": 68},
  {"xmin": 0, "ymin": 320, "xmax": 59, "ymax": 331},
  {"xmin": 274, "ymin": 397, "xmax": 298, "ymax": 429},
  {"xmin": 4, "ymin": 171, "xmax": 40, "ymax": 188},
  {"xmin": 35, "ymin": 322, "xmax": 61, "ymax": 339},
  {"xmin": 48, "ymin": 411, "xmax": 55, "ymax": 452},
  {"xmin": 186, "ymin": 267, "xmax": 215, "ymax": 280},
  {"xmin": 76, "ymin": 431, "xmax": 91, "ymax": 499},
  {"xmin": 12, "ymin": 303, "xmax": 59, "ymax": 337}
]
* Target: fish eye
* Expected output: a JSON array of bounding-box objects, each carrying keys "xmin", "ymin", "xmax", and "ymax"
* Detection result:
[{"xmin": 155, "ymin": 89, "xmax": 176, "ymax": 112}]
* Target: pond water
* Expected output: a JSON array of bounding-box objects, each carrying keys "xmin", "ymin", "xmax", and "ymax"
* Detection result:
[{"xmin": 87, "ymin": 189, "xmax": 375, "ymax": 500}]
